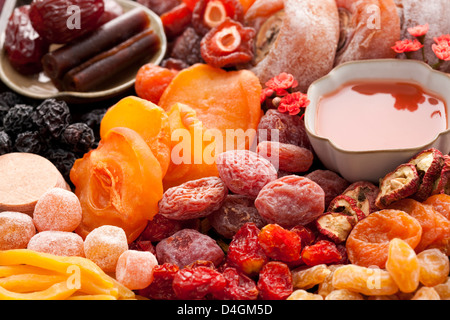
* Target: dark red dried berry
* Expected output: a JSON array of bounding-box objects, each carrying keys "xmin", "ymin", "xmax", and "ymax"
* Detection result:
[
  {"xmin": 172, "ymin": 266, "xmax": 227, "ymax": 299},
  {"xmin": 160, "ymin": 3, "xmax": 192, "ymax": 40},
  {"xmin": 138, "ymin": 263, "xmax": 179, "ymax": 300},
  {"xmin": 213, "ymin": 267, "xmax": 259, "ymax": 300},
  {"xmin": 257, "ymin": 224, "xmax": 302, "ymax": 262},
  {"xmin": 170, "ymin": 27, "xmax": 204, "ymax": 66},
  {"xmin": 257, "ymin": 261, "xmax": 293, "ymax": 300},
  {"xmin": 4, "ymin": 5, "xmax": 49, "ymax": 74},
  {"xmin": 301, "ymin": 240, "xmax": 343, "ymax": 267}
]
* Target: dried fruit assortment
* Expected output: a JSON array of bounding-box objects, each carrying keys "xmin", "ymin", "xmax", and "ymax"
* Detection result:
[{"xmin": 1, "ymin": 0, "xmax": 450, "ymax": 302}]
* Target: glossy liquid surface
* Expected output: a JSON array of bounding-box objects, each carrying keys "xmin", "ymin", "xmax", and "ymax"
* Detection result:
[{"xmin": 316, "ymin": 80, "xmax": 447, "ymax": 151}]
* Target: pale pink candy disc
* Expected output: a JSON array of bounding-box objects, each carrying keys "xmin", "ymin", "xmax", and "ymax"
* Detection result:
[{"xmin": 116, "ymin": 250, "xmax": 158, "ymax": 290}]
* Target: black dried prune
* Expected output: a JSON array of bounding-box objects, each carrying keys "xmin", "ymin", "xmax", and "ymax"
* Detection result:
[
  {"xmin": 80, "ymin": 108, "xmax": 106, "ymax": 140},
  {"xmin": 62, "ymin": 122, "xmax": 95, "ymax": 153},
  {"xmin": 0, "ymin": 92, "xmax": 24, "ymax": 119},
  {"xmin": 0, "ymin": 131, "xmax": 12, "ymax": 155},
  {"xmin": 3, "ymin": 104, "xmax": 36, "ymax": 136},
  {"xmin": 33, "ymin": 99, "xmax": 71, "ymax": 140},
  {"xmin": 14, "ymin": 131, "xmax": 45, "ymax": 154},
  {"xmin": 45, "ymin": 148, "xmax": 77, "ymax": 181}
]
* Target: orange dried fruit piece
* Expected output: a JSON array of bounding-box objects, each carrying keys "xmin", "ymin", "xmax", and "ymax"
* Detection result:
[
  {"xmin": 388, "ymin": 198, "xmax": 450, "ymax": 254},
  {"xmin": 158, "ymin": 63, "xmax": 262, "ymax": 151},
  {"xmin": 423, "ymin": 194, "xmax": 450, "ymax": 221},
  {"xmin": 417, "ymin": 248, "xmax": 450, "ymax": 287},
  {"xmin": 70, "ymin": 127, "xmax": 163, "ymax": 243},
  {"xmin": 346, "ymin": 209, "xmax": 422, "ymax": 268},
  {"xmin": 385, "ymin": 238, "xmax": 420, "ymax": 293},
  {"xmin": 134, "ymin": 63, "xmax": 178, "ymax": 105},
  {"xmin": 99, "ymin": 96, "xmax": 171, "ymax": 177}
]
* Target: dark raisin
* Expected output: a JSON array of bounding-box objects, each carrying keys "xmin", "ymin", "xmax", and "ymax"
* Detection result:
[
  {"xmin": 14, "ymin": 131, "xmax": 45, "ymax": 154},
  {"xmin": 0, "ymin": 131, "xmax": 12, "ymax": 155},
  {"xmin": 3, "ymin": 104, "xmax": 36, "ymax": 136},
  {"xmin": 32, "ymin": 99, "xmax": 71, "ymax": 140},
  {"xmin": 160, "ymin": 58, "xmax": 190, "ymax": 71},
  {"xmin": 80, "ymin": 108, "xmax": 106, "ymax": 141},
  {"xmin": 45, "ymin": 148, "xmax": 77, "ymax": 181},
  {"xmin": 0, "ymin": 92, "xmax": 24, "ymax": 119},
  {"xmin": 62, "ymin": 122, "xmax": 95, "ymax": 153},
  {"xmin": 170, "ymin": 27, "xmax": 204, "ymax": 66}
]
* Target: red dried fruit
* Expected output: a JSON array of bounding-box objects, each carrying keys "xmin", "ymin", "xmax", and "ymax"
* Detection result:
[
  {"xmin": 29, "ymin": 0, "xmax": 105, "ymax": 44},
  {"xmin": 342, "ymin": 181, "xmax": 379, "ymax": 217},
  {"xmin": 256, "ymin": 140, "xmax": 314, "ymax": 173},
  {"xmin": 128, "ymin": 239, "xmax": 156, "ymax": 255},
  {"xmin": 257, "ymin": 224, "xmax": 302, "ymax": 262},
  {"xmin": 138, "ymin": 213, "xmax": 199, "ymax": 243},
  {"xmin": 305, "ymin": 170, "xmax": 350, "ymax": 209},
  {"xmin": 216, "ymin": 150, "xmax": 277, "ymax": 199},
  {"xmin": 213, "ymin": 267, "xmax": 259, "ymax": 300},
  {"xmin": 183, "ymin": 0, "xmax": 200, "ymax": 11},
  {"xmin": 257, "ymin": 261, "xmax": 293, "ymax": 300},
  {"xmin": 137, "ymin": 0, "xmax": 181, "ymax": 16},
  {"xmin": 184, "ymin": 260, "xmax": 217, "ymax": 270},
  {"xmin": 172, "ymin": 266, "xmax": 227, "ymax": 299},
  {"xmin": 170, "ymin": 27, "xmax": 204, "ymax": 66},
  {"xmin": 226, "ymin": 223, "xmax": 268, "ymax": 277},
  {"xmin": 160, "ymin": 3, "xmax": 193, "ymax": 40},
  {"xmin": 158, "ymin": 176, "xmax": 228, "ymax": 220},
  {"xmin": 208, "ymin": 194, "xmax": 266, "ymax": 239},
  {"xmin": 255, "ymin": 175, "xmax": 325, "ymax": 228},
  {"xmin": 328, "ymin": 195, "xmax": 366, "ymax": 222},
  {"xmin": 4, "ymin": 5, "xmax": 49, "ymax": 75},
  {"xmin": 192, "ymin": 0, "xmax": 244, "ymax": 35},
  {"xmin": 301, "ymin": 240, "xmax": 343, "ymax": 267},
  {"xmin": 200, "ymin": 18, "xmax": 255, "ymax": 68},
  {"xmin": 315, "ymin": 212, "xmax": 355, "ymax": 244},
  {"xmin": 138, "ymin": 263, "xmax": 179, "ymax": 300},
  {"xmin": 375, "ymin": 163, "xmax": 420, "ymax": 209},
  {"xmin": 409, "ymin": 148, "xmax": 444, "ymax": 201},
  {"xmin": 290, "ymin": 225, "xmax": 316, "ymax": 248},
  {"xmin": 431, "ymin": 155, "xmax": 450, "ymax": 195}
]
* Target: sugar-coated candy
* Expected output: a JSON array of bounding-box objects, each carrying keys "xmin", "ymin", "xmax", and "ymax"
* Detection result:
[
  {"xmin": 116, "ymin": 250, "xmax": 158, "ymax": 290},
  {"xmin": 84, "ymin": 225, "xmax": 128, "ymax": 273},
  {"xmin": 27, "ymin": 231, "xmax": 84, "ymax": 257},
  {"xmin": 33, "ymin": 187, "xmax": 82, "ymax": 232},
  {"xmin": 0, "ymin": 211, "xmax": 36, "ymax": 250}
]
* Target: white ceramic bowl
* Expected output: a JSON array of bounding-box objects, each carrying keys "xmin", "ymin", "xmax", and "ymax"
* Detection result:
[{"xmin": 305, "ymin": 59, "xmax": 450, "ymax": 183}]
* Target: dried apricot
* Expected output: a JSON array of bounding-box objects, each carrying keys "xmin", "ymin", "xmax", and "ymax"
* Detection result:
[
  {"xmin": 346, "ymin": 209, "xmax": 422, "ymax": 268},
  {"xmin": 287, "ymin": 289, "xmax": 323, "ymax": 300},
  {"xmin": 385, "ymin": 238, "xmax": 420, "ymax": 293},
  {"xmin": 324, "ymin": 289, "xmax": 364, "ymax": 300},
  {"xmin": 135, "ymin": 63, "xmax": 178, "ymax": 105},
  {"xmin": 417, "ymin": 248, "xmax": 450, "ymax": 287},
  {"xmin": 423, "ymin": 194, "xmax": 450, "ymax": 221},
  {"xmin": 291, "ymin": 264, "xmax": 331, "ymax": 290},
  {"xmin": 388, "ymin": 198, "xmax": 450, "ymax": 254},
  {"xmin": 70, "ymin": 127, "xmax": 163, "ymax": 243},
  {"xmin": 411, "ymin": 286, "xmax": 441, "ymax": 300},
  {"xmin": 99, "ymin": 96, "xmax": 171, "ymax": 177},
  {"xmin": 433, "ymin": 277, "xmax": 450, "ymax": 299}
]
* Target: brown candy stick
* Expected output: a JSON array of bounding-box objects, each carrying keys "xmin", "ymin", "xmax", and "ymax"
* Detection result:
[
  {"xmin": 62, "ymin": 28, "xmax": 160, "ymax": 92},
  {"xmin": 42, "ymin": 7, "xmax": 150, "ymax": 79}
]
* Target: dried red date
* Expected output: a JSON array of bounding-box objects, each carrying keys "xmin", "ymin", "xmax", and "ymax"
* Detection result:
[
  {"xmin": 158, "ymin": 176, "xmax": 228, "ymax": 220},
  {"xmin": 258, "ymin": 224, "xmax": 301, "ymax": 262},
  {"xmin": 172, "ymin": 266, "xmax": 227, "ymax": 299},
  {"xmin": 216, "ymin": 150, "xmax": 277, "ymax": 199},
  {"xmin": 257, "ymin": 261, "xmax": 293, "ymax": 300}
]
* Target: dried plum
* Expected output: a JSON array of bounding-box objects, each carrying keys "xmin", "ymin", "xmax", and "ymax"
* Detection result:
[
  {"xmin": 2, "ymin": 104, "xmax": 36, "ymax": 136},
  {"xmin": 80, "ymin": 108, "xmax": 106, "ymax": 141},
  {"xmin": 0, "ymin": 131, "xmax": 12, "ymax": 155},
  {"xmin": 45, "ymin": 148, "xmax": 77, "ymax": 181},
  {"xmin": 32, "ymin": 99, "xmax": 71, "ymax": 140},
  {"xmin": 0, "ymin": 92, "xmax": 23, "ymax": 119},
  {"xmin": 14, "ymin": 131, "xmax": 45, "ymax": 154},
  {"xmin": 62, "ymin": 122, "xmax": 95, "ymax": 153}
]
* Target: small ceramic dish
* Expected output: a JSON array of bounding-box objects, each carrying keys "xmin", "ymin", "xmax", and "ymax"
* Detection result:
[
  {"xmin": 0, "ymin": 0, "xmax": 167, "ymax": 103},
  {"xmin": 305, "ymin": 59, "xmax": 450, "ymax": 183}
]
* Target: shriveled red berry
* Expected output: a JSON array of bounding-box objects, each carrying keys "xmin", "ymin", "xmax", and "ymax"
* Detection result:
[
  {"xmin": 172, "ymin": 266, "xmax": 227, "ymax": 299},
  {"xmin": 4, "ymin": 5, "xmax": 49, "ymax": 74},
  {"xmin": 192, "ymin": 0, "xmax": 244, "ymax": 35},
  {"xmin": 29, "ymin": 0, "xmax": 105, "ymax": 44},
  {"xmin": 257, "ymin": 261, "xmax": 293, "ymax": 300},
  {"xmin": 258, "ymin": 224, "xmax": 302, "ymax": 262},
  {"xmin": 137, "ymin": 213, "xmax": 199, "ymax": 243},
  {"xmin": 200, "ymin": 18, "xmax": 255, "ymax": 68},
  {"xmin": 160, "ymin": 3, "xmax": 193, "ymax": 40},
  {"xmin": 290, "ymin": 225, "xmax": 316, "ymax": 248},
  {"xmin": 226, "ymin": 223, "xmax": 268, "ymax": 277},
  {"xmin": 301, "ymin": 240, "xmax": 343, "ymax": 267},
  {"xmin": 214, "ymin": 267, "xmax": 259, "ymax": 300},
  {"xmin": 138, "ymin": 263, "xmax": 179, "ymax": 300}
]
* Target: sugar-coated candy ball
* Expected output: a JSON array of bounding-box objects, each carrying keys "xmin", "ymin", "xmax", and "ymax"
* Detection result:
[
  {"xmin": 116, "ymin": 250, "xmax": 158, "ymax": 290},
  {"xmin": 84, "ymin": 225, "xmax": 128, "ymax": 273},
  {"xmin": 0, "ymin": 211, "xmax": 36, "ymax": 250},
  {"xmin": 33, "ymin": 187, "xmax": 82, "ymax": 232},
  {"xmin": 27, "ymin": 231, "xmax": 84, "ymax": 257}
]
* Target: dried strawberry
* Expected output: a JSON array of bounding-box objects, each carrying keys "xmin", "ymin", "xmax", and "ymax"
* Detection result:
[
  {"xmin": 375, "ymin": 163, "xmax": 420, "ymax": 209},
  {"xmin": 315, "ymin": 212, "xmax": 355, "ymax": 243},
  {"xmin": 192, "ymin": 0, "xmax": 244, "ymax": 35},
  {"xmin": 301, "ymin": 240, "xmax": 343, "ymax": 267},
  {"xmin": 29, "ymin": 0, "xmax": 105, "ymax": 44},
  {"xmin": 342, "ymin": 181, "xmax": 379, "ymax": 217},
  {"xmin": 200, "ymin": 18, "xmax": 255, "ymax": 68},
  {"xmin": 4, "ymin": 5, "xmax": 49, "ymax": 74},
  {"xmin": 328, "ymin": 195, "xmax": 366, "ymax": 222},
  {"xmin": 409, "ymin": 148, "xmax": 444, "ymax": 201}
]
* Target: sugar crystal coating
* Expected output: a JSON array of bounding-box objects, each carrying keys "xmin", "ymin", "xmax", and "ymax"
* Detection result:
[
  {"xmin": 33, "ymin": 187, "xmax": 82, "ymax": 232},
  {"xmin": 0, "ymin": 211, "xmax": 36, "ymax": 250},
  {"xmin": 84, "ymin": 225, "xmax": 128, "ymax": 273},
  {"xmin": 116, "ymin": 250, "xmax": 158, "ymax": 290},
  {"xmin": 27, "ymin": 230, "xmax": 84, "ymax": 257}
]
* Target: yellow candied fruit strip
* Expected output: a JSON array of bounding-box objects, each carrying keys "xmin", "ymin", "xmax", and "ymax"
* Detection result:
[
  {"xmin": 0, "ymin": 281, "xmax": 77, "ymax": 300},
  {"xmin": 67, "ymin": 294, "xmax": 117, "ymax": 300},
  {"xmin": 0, "ymin": 273, "xmax": 68, "ymax": 293},
  {"xmin": 0, "ymin": 249, "xmax": 114, "ymax": 289},
  {"xmin": 0, "ymin": 265, "xmax": 59, "ymax": 278},
  {"xmin": 110, "ymin": 278, "xmax": 136, "ymax": 300}
]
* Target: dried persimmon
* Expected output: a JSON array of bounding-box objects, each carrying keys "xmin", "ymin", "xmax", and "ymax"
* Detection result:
[
  {"xmin": 346, "ymin": 209, "xmax": 422, "ymax": 268},
  {"xmin": 70, "ymin": 127, "xmax": 163, "ymax": 243}
]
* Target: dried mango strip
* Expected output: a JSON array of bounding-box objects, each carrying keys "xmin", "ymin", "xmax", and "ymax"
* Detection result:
[
  {"xmin": 0, "ymin": 265, "xmax": 58, "ymax": 278},
  {"xmin": 67, "ymin": 294, "xmax": 117, "ymax": 300},
  {"xmin": 0, "ymin": 273, "xmax": 67, "ymax": 293},
  {"xmin": 0, "ymin": 281, "xmax": 76, "ymax": 300}
]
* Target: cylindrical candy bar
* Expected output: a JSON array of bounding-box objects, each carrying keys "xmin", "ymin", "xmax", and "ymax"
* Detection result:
[
  {"xmin": 62, "ymin": 29, "xmax": 160, "ymax": 92},
  {"xmin": 42, "ymin": 7, "xmax": 150, "ymax": 79}
]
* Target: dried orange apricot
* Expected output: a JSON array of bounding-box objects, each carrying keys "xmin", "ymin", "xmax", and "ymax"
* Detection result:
[
  {"xmin": 70, "ymin": 127, "xmax": 163, "ymax": 243},
  {"xmin": 417, "ymin": 248, "xmax": 450, "ymax": 287},
  {"xmin": 388, "ymin": 198, "xmax": 450, "ymax": 254},
  {"xmin": 385, "ymin": 238, "xmax": 420, "ymax": 293},
  {"xmin": 346, "ymin": 209, "xmax": 422, "ymax": 268},
  {"xmin": 423, "ymin": 194, "xmax": 450, "ymax": 221},
  {"xmin": 100, "ymin": 96, "xmax": 171, "ymax": 177},
  {"xmin": 135, "ymin": 63, "xmax": 178, "ymax": 105}
]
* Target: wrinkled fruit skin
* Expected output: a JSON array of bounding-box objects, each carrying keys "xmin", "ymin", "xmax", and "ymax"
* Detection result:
[
  {"xmin": 172, "ymin": 266, "xmax": 226, "ymax": 299},
  {"xmin": 257, "ymin": 261, "xmax": 293, "ymax": 300}
]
